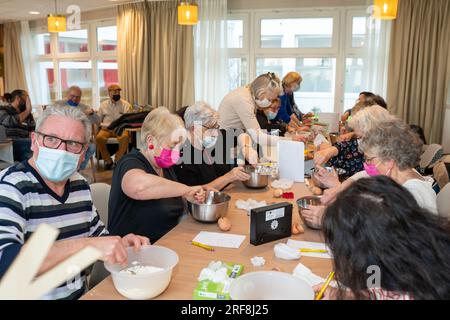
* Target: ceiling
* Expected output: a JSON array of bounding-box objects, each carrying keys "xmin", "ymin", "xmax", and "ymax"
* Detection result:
[{"xmin": 0, "ymin": 0, "xmax": 137, "ymax": 23}]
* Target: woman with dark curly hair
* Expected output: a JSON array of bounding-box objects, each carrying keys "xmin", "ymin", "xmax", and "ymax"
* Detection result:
[{"xmin": 315, "ymin": 176, "xmax": 450, "ymax": 300}]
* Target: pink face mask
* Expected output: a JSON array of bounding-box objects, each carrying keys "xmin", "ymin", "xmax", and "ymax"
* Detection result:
[
  {"xmin": 154, "ymin": 148, "xmax": 180, "ymax": 168},
  {"xmin": 363, "ymin": 162, "xmax": 380, "ymax": 176}
]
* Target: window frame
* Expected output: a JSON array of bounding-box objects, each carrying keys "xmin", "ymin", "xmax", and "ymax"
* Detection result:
[
  {"xmin": 31, "ymin": 18, "xmax": 117, "ymax": 108},
  {"xmin": 228, "ymin": 6, "xmax": 371, "ymax": 114}
]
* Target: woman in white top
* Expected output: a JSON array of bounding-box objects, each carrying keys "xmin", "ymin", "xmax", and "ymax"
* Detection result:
[
  {"xmin": 218, "ymin": 72, "xmax": 304, "ymax": 146},
  {"xmin": 303, "ymin": 118, "xmax": 438, "ymax": 227}
]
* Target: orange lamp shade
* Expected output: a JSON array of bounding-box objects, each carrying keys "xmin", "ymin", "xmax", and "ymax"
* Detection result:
[
  {"xmin": 373, "ymin": 0, "xmax": 399, "ymax": 20},
  {"xmin": 178, "ymin": 2, "xmax": 198, "ymax": 25},
  {"xmin": 47, "ymin": 14, "xmax": 66, "ymax": 32}
]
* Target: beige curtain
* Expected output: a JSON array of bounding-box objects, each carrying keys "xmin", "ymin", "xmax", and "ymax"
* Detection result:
[
  {"xmin": 117, "ymin": 2, "xmax": 151, "ymax": 106},
  {"xmin": 387, "ymin": 0, "xmax": 450, "ymax": 143},
  {"xmin": 117, "ymin": 1, "xmax": 194, "ymax": 112},
  {"xmin": 148, "ymin": 1, "xmax": 194, "ymax": 111},
  {"xmin": 3, "ymin": 22, "xmax": 27, "ymax": 93}
]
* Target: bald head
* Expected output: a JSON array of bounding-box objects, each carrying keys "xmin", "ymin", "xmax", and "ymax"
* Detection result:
[{"xmin": 67, "ymin": 86, "xmax": 82, "ymax": 106}]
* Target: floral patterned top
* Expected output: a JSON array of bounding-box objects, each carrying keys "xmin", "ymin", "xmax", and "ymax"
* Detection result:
[{"xmin": 329, "ymin": 139, "xmax": 364, "ymax": 178}]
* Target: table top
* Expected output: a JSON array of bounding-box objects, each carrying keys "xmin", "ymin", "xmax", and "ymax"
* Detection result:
[{"xmin": 81, "ymin": 181, "xmax": 332, "ymax": 300}]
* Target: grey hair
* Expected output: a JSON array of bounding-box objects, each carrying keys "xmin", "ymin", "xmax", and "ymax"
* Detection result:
[
  {"xmin": 348, "ymin": 105, "xmax": 395, "ymax": 136},
  {"xmin": 359, "ymin": 119, "xmax": 423, "ymax": 170},
  {"xmin": 249, "ymin": 72, "xmax": 282, "ymax": 100},
  {"xmin": 184, "ymin": 101, "xmax": 219, "ymax": 129},
  {"xmin": 36, "ymin": 106, "xmax": 92, "ymax": 143}
]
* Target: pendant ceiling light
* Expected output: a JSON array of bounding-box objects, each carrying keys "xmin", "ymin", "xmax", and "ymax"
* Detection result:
[
  {"xmin": 372, "ymin": 0, "xmax": 399, "ymax": 20},
  {"xmin": 178, "ymin": 1, "xmax": 198, "ymax": 25},
  {"xmin": 48, "ymin": 0, "xmax": 66, "ymax": 32}
]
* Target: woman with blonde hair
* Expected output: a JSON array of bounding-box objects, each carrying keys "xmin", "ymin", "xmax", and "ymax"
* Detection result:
[
  {"xmin": 108, "ymin": 107, "xmax": 205, "ymax": 242},
  {"xmin": 218, "ymin": 72, "xmax": 305, "ymax": 147},
  {"xmin": 276, "ymin": 71, "xmax": 312, "ymax": 128}
]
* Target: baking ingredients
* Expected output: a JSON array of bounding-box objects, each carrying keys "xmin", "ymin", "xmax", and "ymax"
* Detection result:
[
  {"xmin": 309, "ymin": 185, "xmax": 323, "ymax": 195},
  {"xmin": 291, "ymin": 222, "xmax": 305, "ymax": 235},
  {"xmin": 120, "ymin": 264, "xmax": 164, "ymax": 275},
  {"xmin": 250, "ymin": 256, "xmax": 266, "ymax": 267},
  {"xmin": 273, "ymin": 188, "xmax": 283, "ymax": 198},
  {"xmin": 217, "ymin": 217, "xmax": 232, "ymax": 231},
  {"xmin": 274, "ymin": 243, "xmax": 301, "ymax": 260}
]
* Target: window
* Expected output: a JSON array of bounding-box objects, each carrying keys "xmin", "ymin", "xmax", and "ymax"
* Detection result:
[
  {"xmin": 352, "ymin": 17, "xmax": 366, "ymax": 48},
  {"xmin": 260, "ymin": 18, "xmax": 333, "ymax": 48},
  {"xmin": 58, "ymin": 29, "xmax": 89, "ymax": 54},
  {"xmin": 98, "ymin": 60, "xmax": 119, "ymax": 103},
  {"xmin": 59, "ymin": 61, "xmax": 92, "ymax": 105},
  {"xmin": 228, "ymin": 57, "xmax": 247, "ymax": 91},
  {"xmin": 227, "ymin": 20, "xmax": 243, "ymax": 48},
  {"xmin": 344, "ymin": 58, "xmax": 364, "ymax": 110},
  {"xmin": 37, "ymin": 61, "xmax": 56, "ymax": 103},
  {"xmin": 97, "ymin": 26, "xmax": 117, "ymax": 52},
  {"xmin": 31, "ymin": 21, "xmax": 117, "ymax": 107},
  {"xmin": 33, "ymin": 33, "xmax": 51, "ymax": 55},
  {"xmin": 227, "ymin": 14, "xmax": 249, "ymax": 92},
  {"xmin": 227, "ymin": 9, "xmax": 374, "ymax": 114}
]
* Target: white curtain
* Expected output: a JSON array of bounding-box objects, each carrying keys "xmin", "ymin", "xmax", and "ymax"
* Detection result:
[
  {"xmin": 362, "ymin": 16, "xmax": 392, "ymax": 97},
  {"xmin": 20, "ymin": 21, "xmax": 46, "ymax": 106},
  {"xmin": 194, "ymin": 0, "xmax": 228, "ymax": 109}
]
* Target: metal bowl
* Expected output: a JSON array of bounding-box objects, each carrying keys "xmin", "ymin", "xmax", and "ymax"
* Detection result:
[
  {"xmin": 242, "ymin": 165, "xmax": 269, "ymax": 189},
  {"xmin": 296, "ymin": 196, "xmax": 323, "ymax": 230},
  {"xmin": 187, "ymin": 192, "xmax": 231, "ymax": 223},
  {"xmin": 310, "ymin": 167, "xmax": 346, "ymax": 189}
]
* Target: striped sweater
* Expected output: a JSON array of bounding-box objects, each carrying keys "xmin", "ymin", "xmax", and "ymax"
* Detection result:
[{"xmin": 0, "ymin": 161, "xmax": 107, "ymax": 300}]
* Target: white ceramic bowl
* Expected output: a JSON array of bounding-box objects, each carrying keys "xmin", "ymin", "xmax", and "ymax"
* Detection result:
[
  {"xmin": 229, "ymin": 271, "xmax": 314, "ymax": 300},
  {"xmin": 104, "ymin": 245, "xmax": 179, "ymax": 300}
]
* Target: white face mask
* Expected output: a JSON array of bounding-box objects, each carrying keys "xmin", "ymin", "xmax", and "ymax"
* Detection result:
[
  {"xmin": 202, "ymin": 135, "xmax": 218, "ymax": 149},
  {"xmin": 255, "ymin": 98, "xmax": 271, "ymax": 108}
]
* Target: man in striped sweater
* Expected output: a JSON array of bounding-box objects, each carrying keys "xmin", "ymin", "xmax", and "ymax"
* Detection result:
[{"xmin": 0, "ymin": 106, "xmax": 149, "ymax": 299}]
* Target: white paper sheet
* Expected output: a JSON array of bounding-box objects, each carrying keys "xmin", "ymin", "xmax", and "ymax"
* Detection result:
[
  {"xmin": 277, "ymin": 140, "xmax": 304, "ymax": 182},
  {"xmin": 193, "ymin": 231, "xmax": 246, "ymax": 249},
  {"xmin": 286, "ymin": 239, "xmax": 332, "ymax": 259},
  {"xmin": 292, "ymin": 263, "xmax": 337, "ymax": 288}
]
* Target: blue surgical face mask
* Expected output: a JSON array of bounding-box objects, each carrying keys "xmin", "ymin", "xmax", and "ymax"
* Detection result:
[
  {"xmin": 267, "ymin": 111, "xmax": 277, "ymax": 121},
  {"xmin": 202, "ymin": 135, "xmax": 218, "ymax": 149},
  {"xmin": 35, "ymin": 145, "xmax": 81, "ymax": 182},
  {"xmin": 67, "ymin": 99, "xmax": 79, "ymax": 107}
]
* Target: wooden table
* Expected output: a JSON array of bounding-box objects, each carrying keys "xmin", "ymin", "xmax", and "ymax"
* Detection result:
[{"xmin": 81, "ymin": 182, "xmax": 332, "ymax": 300}]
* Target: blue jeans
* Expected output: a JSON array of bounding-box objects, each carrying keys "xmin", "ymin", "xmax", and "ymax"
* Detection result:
[
  {"xmin": 80, "ymin": 143, "xmax": 96, "ymax": 170},
  {"xmin": 13, "ymin": 139, "xmax": 32, "ymax": 162}
]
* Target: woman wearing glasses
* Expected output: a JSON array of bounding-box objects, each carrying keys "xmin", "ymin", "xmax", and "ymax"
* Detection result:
[
  {"xmin": 108, "ymin": 107, "xmax": 206, "ymax": 243},
  {"xmin": 173, "ymin": 102, "xmax": 252, "ymax": 191},
  {"xmin": 218, "ymin": 73, "xmax": 306, "ymax": 148}
]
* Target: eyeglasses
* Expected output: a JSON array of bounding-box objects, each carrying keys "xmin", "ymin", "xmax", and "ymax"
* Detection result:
[
  {"xmin": 36, "ymin": 132, "xmax": 85, "ymax": 154},
  {"xmin": 202, "ymin": 124, "xmax": 220, "ymax": 130}
]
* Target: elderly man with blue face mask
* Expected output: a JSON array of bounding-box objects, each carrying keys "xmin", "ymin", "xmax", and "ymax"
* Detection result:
[
  {"xmin": 54, "ymin": 86, "xmax": 100, "ymax": 171},
  {"xmin": 0, "ymin": 106, "xmax": 149, "ymax": 300}
]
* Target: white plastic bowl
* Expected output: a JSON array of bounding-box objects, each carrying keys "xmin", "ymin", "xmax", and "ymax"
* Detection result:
[
  {"xmin": 104, "ymin": 245, "xmax": 179, "ymax": 300},
  {"xmin": 229, "ymin": 271, "xmax": 314, "ymax": 300}
]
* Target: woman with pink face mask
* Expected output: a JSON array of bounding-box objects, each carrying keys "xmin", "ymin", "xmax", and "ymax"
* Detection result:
[
  {"xmin": 108, "ymin": 107, "xmax": 206, "ymax": 243},
  {"xmin": 302, "ymin": 119, "xmax": 438, "ymax": 228},
  {"xmin": 357, "ymin": 119, "xmax": 437, "ymax": 214}
]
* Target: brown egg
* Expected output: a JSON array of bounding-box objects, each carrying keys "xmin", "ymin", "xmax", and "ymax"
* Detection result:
[
  {"xmin": 292, "ymin": 222, "xmax": 305, "ymax": 235},
  {"xmin": 273, "ymin": 188, "xmax": 283, "ymax": 198},
  {"xmin": 309, "ymin": 186, "xmax": 323, "ymax": 195},
  {"xmin": 217, "ymin": 217, "xmax": 232, "ymax": 231}
]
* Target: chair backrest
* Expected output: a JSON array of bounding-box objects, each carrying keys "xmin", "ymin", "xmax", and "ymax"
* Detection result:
[
  {"xmin": 437, "ymin": 183, "xmax": 450, "ymax": 218},
  {"xmin": 90, "ymin": 183, "xmax": 111, "ymax": 225}
]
